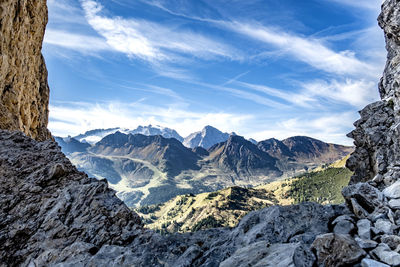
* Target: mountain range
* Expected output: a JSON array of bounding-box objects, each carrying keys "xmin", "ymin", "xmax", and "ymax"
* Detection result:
[
  {"xmin": 73, "ymin": 125, "xmax": 239, "ymax": 148},
  {"xmin": 55, "ymin": 126, "xmax": 353, "ymax": 207}
]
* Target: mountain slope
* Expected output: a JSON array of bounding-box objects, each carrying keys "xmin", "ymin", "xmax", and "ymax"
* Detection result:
[
  {"xmin": 91, "ymin": 132, "xmax": 200, "ymax": 176},
  {"xmin": 183, "ymin": 125, "xmax": 232, "ymax": 149},
  {"xmin": 258, "ymin": 136, "xmax": 353, "ymax": 173},
  {"xmin": 54, "ymin": 136, "xmax": 91, "ymax": 155},
  {"xmin": 207, "ymin": 135, "xmax": 281, "ymax": 177},
  {"xmin": 137, "ymin": 164, "xmax": 352, "ymax": 233}
]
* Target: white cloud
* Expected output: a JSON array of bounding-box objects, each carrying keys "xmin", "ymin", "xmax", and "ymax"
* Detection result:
[
  {"xmin": 190, "ymin": 81, "xmax": 289, "ymax": 109},
  {"xmin": 80, "ymin": 0, "xmax": 241, "ymax": 63},
  {"xmin": 300, "ymin": 79, "xmax": 379, "ymax": 107},
  {"xmin": 48, "ymin": 101, "xmax": 252, "ymax": 138},
  {"xmin": 225, "ymin": 78, "xmax": 379, "ymax": 109},
  {"xmin": 44, "ymin": 29, "xmax": 111, "ymax": 53},
  {"xmin": 248, "ymin": 112, "xmax": 357, "ymax": 145},
  {"xmin": 233, "ymin": 81, "xmax": 316, "ymax": 108},
  {"xmin": 221, "ymin": 21, "xmax": 377, "ymax": 77}
]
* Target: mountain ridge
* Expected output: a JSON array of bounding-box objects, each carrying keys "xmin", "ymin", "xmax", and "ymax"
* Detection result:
[{"xmin": 57, "ymin": 131, "xmax": 353, "ymax": 206}]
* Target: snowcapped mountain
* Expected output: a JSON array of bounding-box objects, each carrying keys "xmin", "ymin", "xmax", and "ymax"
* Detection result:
[
  {"xmin": 73, "ymin": 125, "xmax": 183, "ymax": 145},
  {"xmin": 74, "ymin": 128, "xmax": 130, "ymax": 144},
  {"xmin": 183, "ymin": 125, "xmax": 234, "ymax": 149},
  {"xmin": 130, "ymin": 125, "xmax": 183, "ymax": 142}
]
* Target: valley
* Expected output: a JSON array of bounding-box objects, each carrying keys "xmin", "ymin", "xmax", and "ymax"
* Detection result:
[
  {"xmin": 136, "ymin": 157, "xmax": 352, "ymax": 233},
  {"xmin": 56, "ymin": 125, "xmax": 353, "ymax": 207}
]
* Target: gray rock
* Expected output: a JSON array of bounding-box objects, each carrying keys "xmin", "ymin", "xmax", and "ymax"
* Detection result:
[
  {"xmin": 361, "ymin": 258, "xmax": 389, "ymax": 267},
  {"xmin": 357, "ymin": 219, "xmax": 372, "ymax": 240},
  {"xmin": 311, "ymin": 233, "xmax": 366, "ymax": 267},
  {"xmin": 342, "ymin": 183, "xmax": 384, "ymax": 219},
  {"xmin": 372, "ymin": 226, "xmax": 385, "ymax": 236},
  {"xmin": 383, "ymin": 181, "xmax": 400, "ymax": 199},
  {"xmin": 389, "ymin": 199, "xmax": 400, "ymax": 209},
  {"xmin": 228, "ymin": 203, "xmax": 344, "ymax": 247},
  {"xmin": 355, "ymin": 237, "xmax": 378, "ymax": 249},
  {"xmin": 219, "ymin": 242, "xmax": 315, "ymax": 267},
  {"xmin": 375, "ymin": 219, "xmax": 394, "ymax": 235},
  {"xmin": 381, "ymin": 235, "xmax": 400, "ymax": 250},
  {"xmin": 332, "ymin": 215, "xmax": 355, "ymax": 225},
  {"xmin": 333, "ymin": 219, "xmax": 355, "ymax": 235},
  {"xmin": 371, "ymin": 243, "xmax": 400, "ymax": 267}
]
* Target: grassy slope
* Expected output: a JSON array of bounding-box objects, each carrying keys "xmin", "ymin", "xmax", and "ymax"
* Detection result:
[{"xmin": 135, "ymin": 156, "xmax": 352, "ymax": 233}]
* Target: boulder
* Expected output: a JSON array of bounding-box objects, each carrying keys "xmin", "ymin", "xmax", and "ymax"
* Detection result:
[
  {"xmin": 311, "ymin": 233, "xmax": 366, "ymax": 267},
  {"xmin": 381, "ymin": 235, "xmax": 400, "ymax": 250},
  {"xmin": 375, "ymin": 219, "xmax": 394, "ymax": 235},
  {"xmin": 361, "ymin": 258, "xmax": 390, "ymax": 267},
  {"xmin": 355, "ymin": 237, "xmax": 378, "ymax": 250},
  {"xmin": 357, "ymin": 219, "xmax": 372, "ymax": 240},
  {"xmin": 371, "ymin": 243, "xmax": 400, "ymax": 267},
  {"xmin": 219, "ymin": 242, "xmax": 315, "ymax": 267},
  {"xmin": 389, "ymin": 199, "xmax": 400, "ymax": 209},
  {"xmin": 342, "ymin": 183, "xmax": 384, "ymax": 218},
  {"xmin": 383, "ymin": 181, "xmax": 400, "ymax": 199}
]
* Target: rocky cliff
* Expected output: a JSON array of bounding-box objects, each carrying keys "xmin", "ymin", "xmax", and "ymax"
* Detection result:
[
  {"xmin": 2, "ymin": 0, "xmax": 400, "ymax": 266},
  {"xmin": 0, "ymin": 0, "xmax": 51, "ymax": 141}
]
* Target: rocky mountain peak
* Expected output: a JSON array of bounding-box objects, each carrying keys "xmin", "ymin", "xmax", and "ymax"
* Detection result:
[{"xmin": 183, "ymin": 125, "xmax": 232, "ymax": 149}]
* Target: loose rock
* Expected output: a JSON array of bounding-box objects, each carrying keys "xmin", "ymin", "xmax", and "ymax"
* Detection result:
[
  {"xmin": 311, "ymin": 233, "xmax": 366, "ymax": 267},
  {"xmin": 371, "ymin": 243, "xmax": 400, "ymax": 267}
]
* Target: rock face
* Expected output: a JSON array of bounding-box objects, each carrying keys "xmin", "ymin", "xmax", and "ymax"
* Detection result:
[
  {"xmin": 0, "ymin": 0, "xmax": 51, "ymax": 141},
  {"xmin": 347, "ymin": 0, "xmax": 400, "ymax": 186},
  {"xmin": 0, "ymin": 130, "xmax": 142, "ymax": 265}
]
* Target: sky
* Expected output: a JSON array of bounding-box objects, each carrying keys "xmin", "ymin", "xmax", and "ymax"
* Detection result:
[{"xmin": 44, "ymin": 0, "xmax": 386, "ymax": 145}]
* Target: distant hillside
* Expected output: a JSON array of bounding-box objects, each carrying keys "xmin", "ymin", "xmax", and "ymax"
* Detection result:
[
  {"xmin": 56, "ymin": 129, "xmax": 353, "ymax": 207},
  {"xmin": 136, "ymin": 163, "xmax": 353, "ymax": 233}
]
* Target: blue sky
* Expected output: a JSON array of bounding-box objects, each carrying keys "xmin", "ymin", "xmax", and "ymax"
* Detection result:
[{"xmin": 44, "ymin": 0, "xmax": 385, "ymax": 145}]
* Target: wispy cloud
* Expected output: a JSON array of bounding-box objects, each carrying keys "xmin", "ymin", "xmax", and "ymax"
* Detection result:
[
  {"xmin": 233, "ymin": 81, "xmax": 316, "ymax": 108},
  {"xmin": 80, "ymin": 0, "xmax": 241, "ymax": 63},
  {"xmin": 235, "ymin": 78, "xmax": 379, "ymax": 108},
  {"xmin": 299, "ymin": 79, "xmax": 378, "ymax": 107},
  {"xmin": 249, "ymin": 112, "xmax": 357, "ymax": 145},
  {"xmin": 189, "ymin": 81, "xmax": 290, "ymax": 109},
  {"xmin": 221, "ymin": 21, "xmax": 376, "ymax": 77},
  {"xmin": 44, "ymin": 29, "xmax": 111, "ymax": 53}
]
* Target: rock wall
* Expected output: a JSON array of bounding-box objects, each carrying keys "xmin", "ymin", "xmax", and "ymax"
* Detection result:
[
  {"xmin": 347, "ymin": 0, "xmax": 400, "ymax": 186},
  {"xmin": 0, "ymin": 0, "xmax": 51, "ymax": 141}
]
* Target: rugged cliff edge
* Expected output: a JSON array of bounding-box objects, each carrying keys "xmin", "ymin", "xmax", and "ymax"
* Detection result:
[
  {"xmin": 0, "ymin": 0, "xmax": 51, "ymax": 141},
  {"xmin": 2, "ymin": 0, "xmax": 400, "ymax": 266}
]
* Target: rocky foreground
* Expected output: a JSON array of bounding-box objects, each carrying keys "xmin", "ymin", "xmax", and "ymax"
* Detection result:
[
  {"xmin": 2, "ymin": 0, "xmax": 400, "ymax": 266},
  {"xmin": 1, "ymin": 129, "xmax": 399, "ymax": 266}
]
